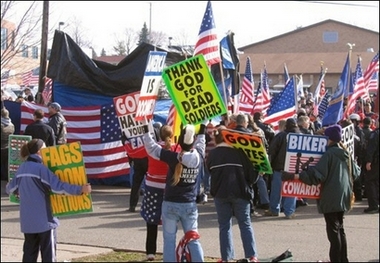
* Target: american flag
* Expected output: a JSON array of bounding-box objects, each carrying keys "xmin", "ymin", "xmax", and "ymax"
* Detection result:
[
  {"xmin": 1, "ymin": 70, "xmax": 10, "ymax": 87},
  {"xmin": 239, "ymin": 57, "xmax": 254, "ymax": 114},
  {"xmin": 264, "ymin": 76, "xmax": 296, "ymax": 131},
  {"xmin": 166, "ymin": 103, "xmax": 176, "ymax": 126},
  {"xmin": 317, "ymin": 91, "xmax": 331, "ymax": 120},
  {"xmin": 20, "ymin": 101, "xmax": 130, "ymax": 180},
  {"xmin": 42, "ymin": 77, "xmax": 53, "ymax": 105},
  {"xmin": 363, "ymin": 52, "xmax": 379, "ymax": 93},
  {"xmin": 193, "ymin": 1, "xmax": 221, "ymax": 66},
  {"xmin": 313, "ymin": 66, "xmax": 326, "ymax": 116},
  {"xmin": 253, "ymin": 65, "xmax": 271, "ymax": 116},
  {"xmin": 296, "ymin": 74, "xmax": 305, "ymax": 100},
  {"xmin": 344, "ymin": 57, "xmax": 367, "ymax": 118},
  {"xmin": 22, "ymin": 67, "xmax": 39, "ymax": 87},
  {"xmin": 367, "ymin": 71, "xmax": 378, "ymax": 93}
]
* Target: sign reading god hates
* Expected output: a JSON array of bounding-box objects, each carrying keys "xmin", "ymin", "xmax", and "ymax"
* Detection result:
[
  {"xmin": 113, "ymin": 91, "xmax": 154, "ymax": 150},
  {"xmin": 282, "ymin": 133, "xmax": 328, "ymax": 199},
  {"xmin": 220, "ymin": 129, "xmax": 272, "ymax": 174},
  {"xmin": 8, "ymin": 135, "xmax": 32, "ymax": 203},
  {"xmin": 135, "ymin": 51, "xmax": 167, "ymax": 121},
  {"xmin": 162, "ymin": 55, "xmax": 227, "ymax": 125},
  {"xmin": 40, "ymin": 142, "xmax": 93, "ymax": 216}
]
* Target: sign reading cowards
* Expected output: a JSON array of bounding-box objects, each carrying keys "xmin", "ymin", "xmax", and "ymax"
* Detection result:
[
  {"xmin": 40, "ymin": 142, "xmax": 93, "ymax": 216},
  {"xmin": 162, "ymin": 54, "xmax": 227, "ymax": 125}
]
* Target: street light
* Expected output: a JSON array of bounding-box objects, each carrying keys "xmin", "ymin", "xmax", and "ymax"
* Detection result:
[{"xmin": 58, "ymin": 22, "xmax": 64, "ymax": 31}]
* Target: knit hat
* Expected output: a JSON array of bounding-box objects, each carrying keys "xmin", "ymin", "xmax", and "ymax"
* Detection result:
[
  {"xmin": 49, "ymin": 102, "xmax": 61, "ymax": 111},
  {"xmin": 178, "ymin": 124, "xmax": 195, "ymax": 151},
  {"xmin": 324, "ymin": 124, "xmax": 342, "ymax": 142},
  {"xmin": 28, "ymin": 139, "xmax": 44, "ymax": 154}
]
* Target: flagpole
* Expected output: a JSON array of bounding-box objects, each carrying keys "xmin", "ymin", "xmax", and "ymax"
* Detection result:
[
  {"xmin": 294, "ymin": 75, "xmax": 299, "ymax": 113},
  {"xmin": 218, "ymin": 61, "xmax": 229, "ymax": 112}
]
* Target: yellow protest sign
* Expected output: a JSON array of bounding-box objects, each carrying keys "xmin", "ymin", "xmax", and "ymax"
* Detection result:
[
  {"xmin": 220, "ymin": 129, "xmax": 272, "ymax": 174},
  {"xmin": 40, "ymin": 142, "xmax": 93, "ymax": 216},
  {"xmin": 162, "ymin": 55, "xmax": 227, "ymax": 125}
]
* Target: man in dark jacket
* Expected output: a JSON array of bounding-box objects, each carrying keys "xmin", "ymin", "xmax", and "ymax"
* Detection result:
[
  {"xmin": 282, "ymin": 124, "xmax": 361, "ymax": 262},
  {"xmin": 47, "ymin": 102, "xmax": 67, "ymax": 145},
  {"xmin": 24, "ymin": 109, "xmax": 55, "ymax": 147}
]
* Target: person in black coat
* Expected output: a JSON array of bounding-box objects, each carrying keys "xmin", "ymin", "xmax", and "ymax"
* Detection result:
[{"xmin": 24, "ymin": 109, "xmax": 56, "ymax": 147}]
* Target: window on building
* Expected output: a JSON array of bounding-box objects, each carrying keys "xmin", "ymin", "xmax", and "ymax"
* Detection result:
[
  {"xmin": 1, "ymin": 27, "xmax": 8, "ymax": 50},
  {"xmin": 32, "ymin": 46, "xmax": 38, "ymax": 59},
  {"xmin": 323, "ymin": 31, "xmax": 338, "ymax": 43},
  {"xmin": 22, "ymin": 45, "xmax": 29, "ymax": 57}
]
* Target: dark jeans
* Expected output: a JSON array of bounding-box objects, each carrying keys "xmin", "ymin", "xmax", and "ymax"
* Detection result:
[
  {"xmin": 146, "ymin": 223, "xmax": 158, "ymax": 255},
  {"xmin": 23, "ymin": 229, "xmax": 57, "ymax": 262},
  {"xmin": 1, "ymin": 148, "xmax": 9, "ymax": 181},
  {"xmin": 323, "ymin": 211, "xmax": 348, "ymax": 262},
  {"xmin": 129, "ymin": 157, "xmax": 148, "ymax": 208},
  {"xmin": 365, "ymin": 163, "xmax": 379, "ymax": 210}
]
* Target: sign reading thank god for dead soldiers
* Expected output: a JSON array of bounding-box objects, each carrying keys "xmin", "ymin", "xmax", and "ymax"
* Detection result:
[
  {"xmin": 282, "ymin": 133, "xmax": 328, "ymax": 199},
  {"xmin": 220, "ymin": 129, "xmax": 272, "ymax": 174},
  {"xmin": 40, "ymin": 142, "xmax": 93, "ymax": 216},
  {"xmin": 135, "ymin": 51, "xmax": 167, "ymax": 121},
  {"xmin": 162, "ymin": 54, "xmax": 227, "ymax": 126},
  {"xmin": 8, "ymin": 135, "xmax": 32, "ymax": 203}
]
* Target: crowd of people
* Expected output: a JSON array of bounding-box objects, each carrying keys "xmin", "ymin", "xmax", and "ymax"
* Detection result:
[{"xmin": 1, "ymin": 92, "xmax": 379, "ymax": 262}]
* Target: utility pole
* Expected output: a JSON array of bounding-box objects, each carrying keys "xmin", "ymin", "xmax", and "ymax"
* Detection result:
[{"xmin": 36, "ymin": 1, "xmax": 49, "ymax": 104}]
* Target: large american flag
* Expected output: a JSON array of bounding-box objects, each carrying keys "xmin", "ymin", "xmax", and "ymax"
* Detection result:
[
  {"xmin": 253, "ymin": 65, "xmax": 271, "ymax": 116},
  {"xmin": 264, "ymin": 76, "xmax": 296, "ymax": 131},
  {"xmin": 344, "ymin": 57, "xmax": 367, "ymax": 118},
  {"xmin": 239, "ymin": 57, "xmax": 254, "ymax": 114},
  {"xmin": 363, "ymin": 52, "xmax": 379, "ymax": 93},
  {"xmin": 193, "ymin": 1, "xmax": 221, "ymax": 66},
  {"xmin": 20, "ymin": 101, "xmax": 130, "ymax": 179},
  {"xmin": 22, "ymin": 67, "xmax": 39, "ymax": 86}
]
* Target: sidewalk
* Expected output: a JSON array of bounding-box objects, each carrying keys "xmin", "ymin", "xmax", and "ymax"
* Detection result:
[{"xmin": 1, "ymin": 237, "xmax": 113, "ymax": 262}]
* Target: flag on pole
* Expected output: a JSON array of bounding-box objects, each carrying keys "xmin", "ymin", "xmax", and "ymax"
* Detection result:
[
  {"xmin": 239, "ymin": 57, "xmax": 254, "ymax": 114},
  {"xmin": 322, "ymin": 52, "xmax": 351, "ymax": 127},
  {"xmin": 193, "ymin": 1, "xmax": 221, "ymax": 66},
  {"xmin": 42, "ymin": 77, "xmax": 53, "ymax": 105},
  {"xmin": 363, "ymin": 52, "xmax": 379, "ymax": 93},
  {"xmin": 253, "ymin": 64, "xmax": 271, "ymax": 116},
  {"xmin": 296, "ymin": 74, "xmax": 305, "ymax": 99},
  {"xmin": 317, "ymin": 91, "xmax": 331, "ymax": 120},
  {"xmin": 264, "ymin": 76, "xmax": 296, "ymax": 131},
  {"xmin": 22, "ymin": 67, "xmax": 39, "ymax": 87},
  {"xmin": 344, "ymin": 57, "xmax": 367, "ymax": 118}
]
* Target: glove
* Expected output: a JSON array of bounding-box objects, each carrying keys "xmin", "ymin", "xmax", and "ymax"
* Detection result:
[
  {"xmin": 198, "ymin": 124, "xmax": 206, "ymax": 135},
  {"xmin": 281, "ymin": 171, "xmax": 295, "ymax": 181}
]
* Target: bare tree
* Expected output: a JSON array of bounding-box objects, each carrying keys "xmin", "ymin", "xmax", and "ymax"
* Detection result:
[
  {"xmin": 64, "ymin": 16, "xmax": 91, "ymax": 48},
  {"xmin": 1, "ymin": 1, "xmax": 42, "ymax": 72},
  {"xmin": 149, "ymin": 30, "xmax": 168, "ymax": 47},
  {"xmin": 112, "ymin": 27, "xmax": 138, "ymax": 56},
  {"xmin": 113, "ymin": 40, "xmax": 126, "ymax": 56}
]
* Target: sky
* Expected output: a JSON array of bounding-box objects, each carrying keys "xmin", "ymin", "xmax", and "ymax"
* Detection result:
[{"xmin": 8, "ymin": 1, "xmax": 380, "ymax": 54}]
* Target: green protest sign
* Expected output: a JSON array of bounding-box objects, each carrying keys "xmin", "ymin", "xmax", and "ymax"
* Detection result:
[{"xmin": 162, "ymin": 54, "xmax": 227, "ymax": 125}]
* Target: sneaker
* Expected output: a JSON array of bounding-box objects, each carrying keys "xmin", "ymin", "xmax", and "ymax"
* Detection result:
[
  {"xmin": 128, "ymin": 206, "xmax": 136, "ymax": 212},
  {"xmin": 146, "ymin": 254, "xmax": 155, "ymax": 261},
  {"xmin": 263, "ymin": 210, "xmax": 279, "ymax": 216},
  {"xmin": 285, "ymin": 213, "xmax": 296, "ymax": 219},
  {"xmin": 249, "ymin": 256, "xmax": 259, "ymax": 262},
  {"xmin": 363, "ymin": 207, "xmax": 379, "ymax": 214}
]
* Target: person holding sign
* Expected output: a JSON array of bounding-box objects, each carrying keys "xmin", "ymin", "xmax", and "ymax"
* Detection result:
[
  {"xmin": 142, "ymin": 120, "xmax": 206, "ymax": 262},
  {"xmin": 5, "ymin": 138, "xmax": 92, "ymax": 262},
  {"xmin": 281, "ymin": 124, "xmax": 361, "ymax": 262},
  {"xmin": 206, "ymin": 125, "xmax": 259, "ymax": 263},
  {"xmin": 1, "ymin": 107, "xmax": 14, "ymax": 181}
]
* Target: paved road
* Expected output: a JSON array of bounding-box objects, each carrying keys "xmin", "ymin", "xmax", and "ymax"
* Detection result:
[{"xmin": 1, "ymin": 181, "xmax": 379, "ymax": 262}]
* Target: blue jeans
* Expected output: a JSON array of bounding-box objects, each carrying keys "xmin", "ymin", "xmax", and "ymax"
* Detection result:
[
  {"xmin": 214, "ymin": 197, "xmax": 258, "ymax": 261},
  {"xmin": 161, "ymin": 201, "xmax": 204, "ymax": 262},
  {"xmin": 257, "ymin": 176, "xmax": 269, "ymax": 205},
  {"xmin": 269, "ymin": 170, "xmax": 296, "ymax": 216}
]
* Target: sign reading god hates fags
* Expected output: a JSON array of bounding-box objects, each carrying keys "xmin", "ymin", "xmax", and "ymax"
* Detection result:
[
  {"xmin": 40, "ymin": 142, "xmax": 93, "ymax": 216},
  {"xmin": 282, "ymin": 133, "xmax": 328, "ymax": 199},
  {"xmin": 220, "ymin": 129, "xmax": 272, "ymax": 174},
  {"xmin": 162, "ymin": 55, "xmax": 227, "ymax": 125},
  {"xmin": 135, "ymin": 51, "xmax": 167, "ymax": 121}
]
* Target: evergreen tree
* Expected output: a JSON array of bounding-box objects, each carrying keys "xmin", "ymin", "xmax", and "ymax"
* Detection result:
[
  {"xmin": 138, "ymin": 22, "xmax": 150, "ymax": 45},
  {"xmin": 101, "ymin": 48, "xmax": 106, "ymax": 56},
  {"xmin": 113, "ymin": 41, "xmax": 127, "ymax": 56}
]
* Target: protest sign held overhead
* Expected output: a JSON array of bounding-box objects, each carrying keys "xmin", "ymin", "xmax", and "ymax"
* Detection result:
[
  {"xmin": 135, "ymin": 51, "xmax": 167, "ymax": 121},
  {"xmin": 220, "ymin": 129, "xmax": 272, "ymax": 174},
  {"xmin": 40, "ymin": 142, "xmax": 93, "ymax": 216},
  {"xmin": 162, "ymin": 54, "xmax": 227, "ymax": 125},
  {"xmin": 282, "ymin": 133, "xmax": 328, "ymax": 199}
]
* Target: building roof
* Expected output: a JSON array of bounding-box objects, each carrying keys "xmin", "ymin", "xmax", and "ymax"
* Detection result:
[{"xmin": 93, "ymin": 55, "xmax": 126, "ymax": 65}]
